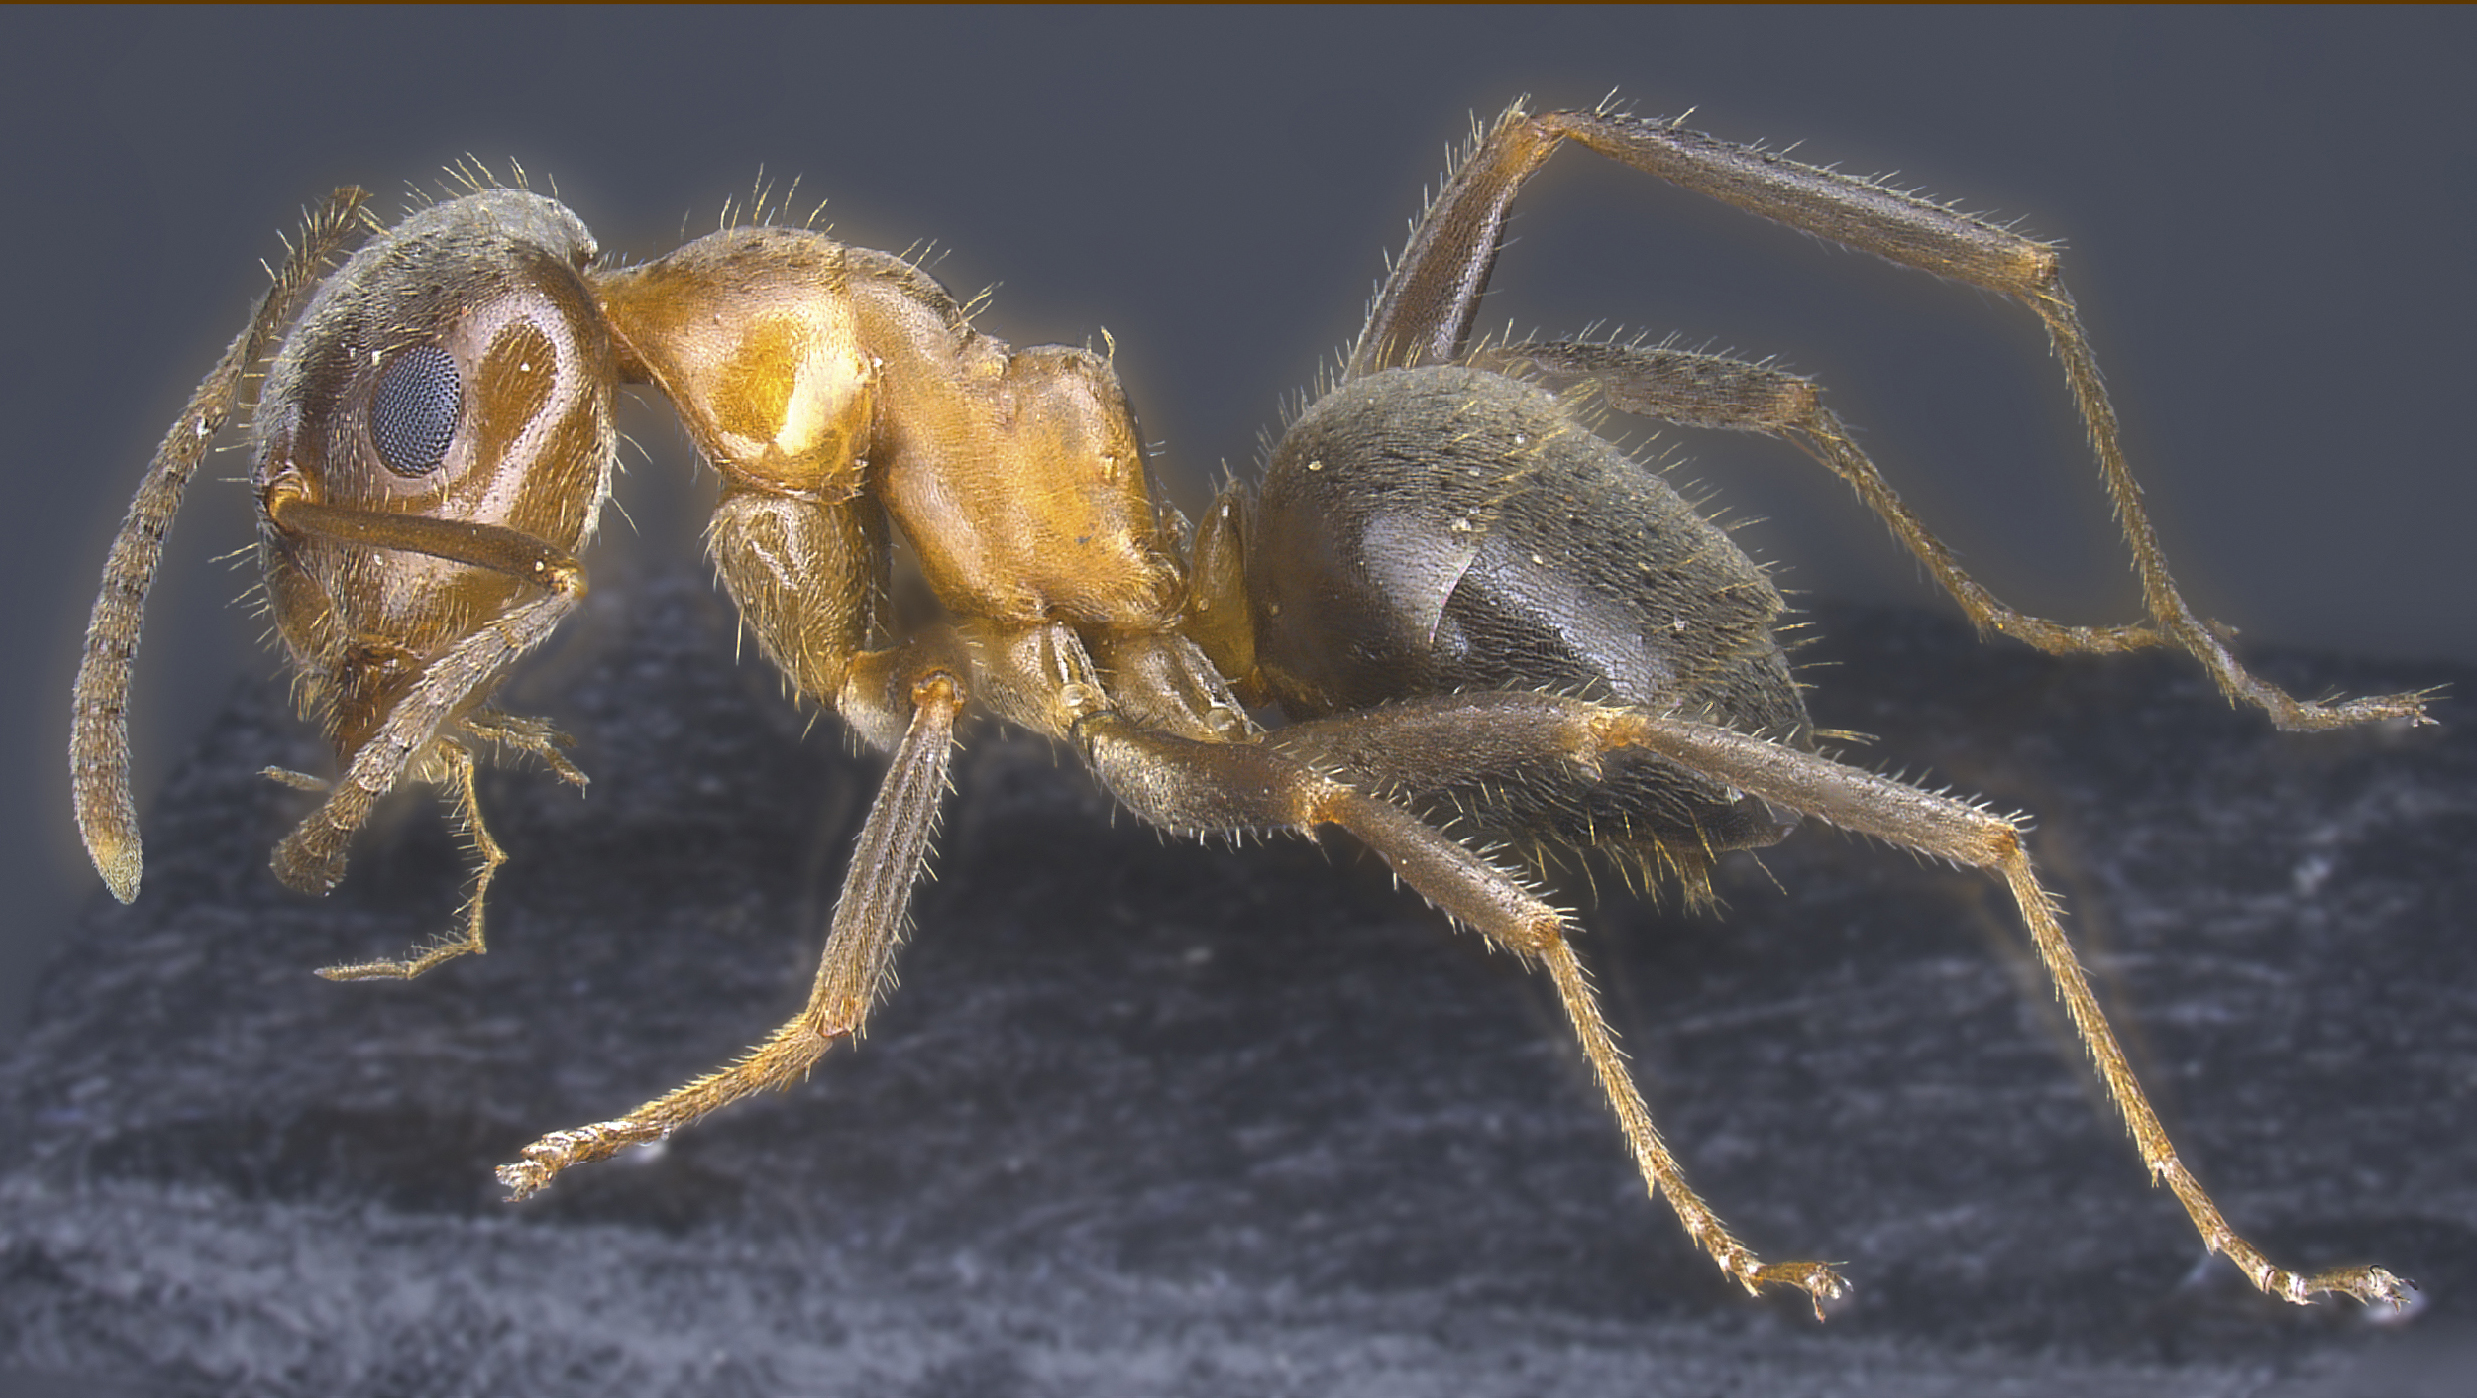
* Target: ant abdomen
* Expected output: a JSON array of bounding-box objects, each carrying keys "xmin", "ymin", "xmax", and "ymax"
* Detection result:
[{"xmin": 1249, "ymin": 365, "xmax": 1803, "ymax": 881}]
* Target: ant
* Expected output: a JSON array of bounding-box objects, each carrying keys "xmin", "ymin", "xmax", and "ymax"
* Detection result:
[{"xmin": 69, "ymin": 102, "xmax": 2423, "ymax": 1316}]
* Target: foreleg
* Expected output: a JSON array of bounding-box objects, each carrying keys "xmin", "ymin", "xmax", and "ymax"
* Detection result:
[
  {"xmin": 492, "ymin": 478, "xmax": 961, "ymax": 1196},
  {"xmin": 313, "ymin": 739, "xmax": 506, "ymax": 981},
  {"xmin": 499, "ymin": 666, "xmax": 965, "ymax": 1199},
  {"xmin": 294, "ymin": 710, "xmax": 583, "ymax": 981},
  {"xmin": 259, "ymin": 498, "xmax": 588, "ymax": 902}
]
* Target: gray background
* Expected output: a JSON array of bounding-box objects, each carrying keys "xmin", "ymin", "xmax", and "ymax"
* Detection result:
[{"xmin": 4, "ymin": 8, "xmax": 2470, "ymax": 1044}]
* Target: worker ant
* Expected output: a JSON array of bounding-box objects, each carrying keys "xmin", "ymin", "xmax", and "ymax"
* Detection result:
[{"xmin": 70, "ymin": 102, "xmax": 2423, "ymax": 1315}]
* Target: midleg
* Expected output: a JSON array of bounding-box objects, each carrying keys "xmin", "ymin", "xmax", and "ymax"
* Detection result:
[{"xmin": 1075, "ymin": 713, "xmax": 1848, "ymax": 1310}]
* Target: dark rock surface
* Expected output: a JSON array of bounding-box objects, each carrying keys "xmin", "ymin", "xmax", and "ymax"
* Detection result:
[{"xmin": 4, "ymin": 571, "xmax": 2471, "ymax": 1396}]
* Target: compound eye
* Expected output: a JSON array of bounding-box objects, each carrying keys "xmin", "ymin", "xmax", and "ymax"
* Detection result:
[{"xmin": 369, "ymin": 343, "xmax": 462, "ymax": 477}]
